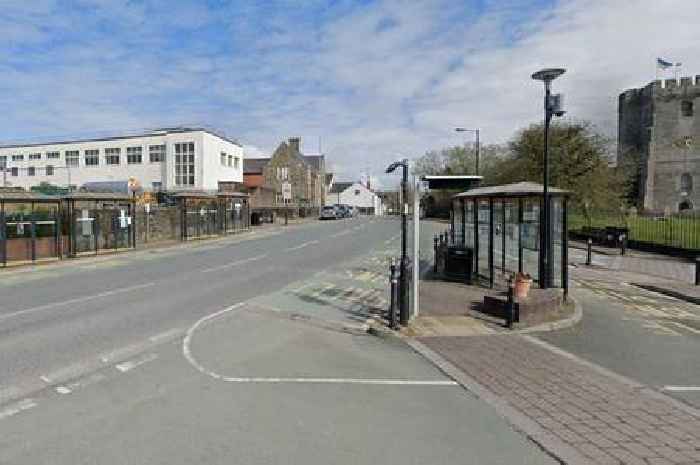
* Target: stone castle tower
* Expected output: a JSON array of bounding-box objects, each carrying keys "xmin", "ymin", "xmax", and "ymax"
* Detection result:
[{"xmin": 618, "ymin": 76, "xmax": 700, "ymax": 212}]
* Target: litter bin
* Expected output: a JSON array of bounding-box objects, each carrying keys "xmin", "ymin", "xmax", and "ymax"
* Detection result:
[{"xmin": 445, "ymin": 246, "xmax": 473, "ymax": 284}]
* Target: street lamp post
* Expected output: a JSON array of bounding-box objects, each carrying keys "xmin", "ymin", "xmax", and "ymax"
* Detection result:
[
  {"xmin": 531, "ymin": 67, "xmax": 566, "ymax": 288},
  {"xmin": 455, "ymin": 127, "xmax": 480, "ymax": 175},
  {"xmin": 386, "ymin": 158, "xmax": 410, "ymax": 325}
]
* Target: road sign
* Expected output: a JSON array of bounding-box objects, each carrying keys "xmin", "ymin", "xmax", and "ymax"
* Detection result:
[{"xmin": 282, "ymin": 182, "xmax": 292, "ymax": 201}]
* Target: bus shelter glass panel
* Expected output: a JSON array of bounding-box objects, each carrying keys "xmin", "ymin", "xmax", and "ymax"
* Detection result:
[
  {"xmin": 72, "ymin": 206, "xmax": 97, "ymax": 254},
  {"xmin": 477, "ymin": 199, "xmax": 490, "ymax": 280},
  {"xmin": 551, "ymin": 197, "xmax": 563, "ymax": 288},
  {"xmin": 186, "ymin": 200, "xmax": 219, "ymax": 239},
  {"xmin": 100, "ymin": 203, "xmax": 133, "ymax": 250},
  {"xmin": 453, "ymin": 200, "xmax": 463, "ymax": 245},
  {"xmin": 223, "ymin": 199, "xmax": 247, "ymax": 234},
  {"xmin": 4, "ymin": 202, "xmax": 33, "ymax": 262},
  {"xmin": 33, "ymin": 203, "xmax": 60, "ymax": 260},
  {"xmin": 464, "ymin": 199, "xmax": 474, "ymax": 249},
  {"xmin": 521, "ymin": 198, "xmax": 540, "ymax": 283},
  {"xmin": 504, "ymin": 199, "xmax": 519, "ymax": 275},
  {"xmin": 493, "ymin": 200, "xmax": 504, "ymax": 274}
]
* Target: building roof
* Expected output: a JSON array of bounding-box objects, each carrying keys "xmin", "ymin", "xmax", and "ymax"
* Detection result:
[
  {"xmin": 454, "ymin": 181, "xmax": 569, "ymax": 198},
  {"xmin": 63, "ymin": 192, "xmax": 133, "ymax": 201},
  {"xmin": 329, "ymin": 181, "xmax": 355, "ymax": 194},
  {"xmin": 302, "ymin": 155, "xmax": 324, "ymax": 170},
  {"xmin": 243, "ymin": 158, "xmax": 270, "ymax": 174},
  {"xmin": 0, "ymin": 191, "xmax": 60, "ymax": 202},
  {"xmin": 0, "ymin": 126, "xmax": 242, "ymax": 150}
]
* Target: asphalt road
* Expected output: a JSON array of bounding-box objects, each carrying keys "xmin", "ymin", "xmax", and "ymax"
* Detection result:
[
  {"xmin": 0, "ymin": 217, "xmax": 555, "ymax": 465},
  {"xmin": 537, "ymin": 253, "xmax": 700, "ymax": 409}
]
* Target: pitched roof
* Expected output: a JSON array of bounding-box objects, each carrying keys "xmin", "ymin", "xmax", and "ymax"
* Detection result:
[
  {"xmin": 329, "ymin": 181, "xmax": 355, "ymax": 194},
  {"xmin": 302, "ymin": 155, "xmax": 324, "ymax": 170},
  {"xmin": 454, "ymin": 181, "xmax": 569, "ymax": 198},
  {"xmin": 243, "ymin": 158, "xmax": 270, "ymax": 174}
]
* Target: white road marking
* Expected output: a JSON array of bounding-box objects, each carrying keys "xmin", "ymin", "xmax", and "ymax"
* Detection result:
[
  {"xmin": 55, "ymin": 386, "xmax": 72, "ymax": 394},
  {"xmin": 201, "ymin": 253, "xmax": 268, "ymax": 273},
  {"xmin": 285, "ymin": 240, "xmax": 320, "ymax": 251},
  {"xmin": 182, "ymin": 302, "xmax": 458, "ymax": 387},
  {"xmin": 217, "ymin": 377, "xmax": 458, "ymax": 385},
  {"xmin": 0, "ymin": 282, "xmax": 156, "ymax": 321},
  {"xmin": 662, "ymin": 386, "xmax": 700, "ymax": 392},
  {"xmin": 54, "ymin": 373, "xmax": 107, "ymax": 395},
  {"xmin": 115, "ymin": 353, "xmax": 158, "ymax": 373},
  {"xmin": 0, "ymin": 399, "xmax": 36, "ymax": 420},
  {"xmin": 149, "ymin": 327, "xmax": 185, "ymax": 343},
  {"xmin": 330, "ymin": 230, "xmax": 352, "ymax": 238}
]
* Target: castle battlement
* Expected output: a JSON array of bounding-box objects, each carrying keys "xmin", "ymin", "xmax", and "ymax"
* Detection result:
[{"xmin": 620, "ymin": 75, "xmax": 700, "ymax": 101}]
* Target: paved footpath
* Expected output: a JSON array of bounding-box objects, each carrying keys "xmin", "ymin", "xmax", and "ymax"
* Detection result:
[{"xmin": 416, "ymin": 334, "xmax": 700, "ymax": 465}]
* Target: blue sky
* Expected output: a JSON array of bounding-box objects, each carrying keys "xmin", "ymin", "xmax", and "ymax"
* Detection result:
[{"xmin": 0, "ymin": 0, "xmax": 697, "ymax": 186}]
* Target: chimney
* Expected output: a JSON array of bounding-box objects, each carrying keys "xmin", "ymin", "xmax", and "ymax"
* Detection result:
[{"xmin": 288, "ymin": 137, "xmax": 300, "ymax": 153}]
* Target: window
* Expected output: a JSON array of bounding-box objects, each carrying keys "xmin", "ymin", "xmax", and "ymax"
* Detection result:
[
  {"xmin": 65, "ymin": 150, "xmax": 79, "ymax": 167},
  {"xmin": 276, "ymin": 166, "xmax": 288, "ymax": 180},
  {"xmin": 681, "ymin": 173, "xmax": 693, "ymax": 192},
  {"xmin": 228, "ymin": 155, "xmax": 233, "ymax": 167},
  {"xmin": 355, "ymin": 189, "xmax": 361, "ymax": 196},
  {"xmin": 221, "ymin": 152, "xmax": 227, "ymax": 166},
  {"xmin": 105, "ymin": 148, "xmax": 120, "ymax": 165},
  {"xmin": 29, "ymin": 153, "xmax": 41, "ymax": 160},
  {"xmin": 85, "ymin": 149, "xmax": 99, "ymax": 166},
  {"xmin": 127, "ymin": 146, "xmax": 142, "ymax": 164},
  {"xmin": 46, "ymin": 165, "xmax": 54, "ymax": 176},
  {"xmin": 0, "ymin": 155, "xmax": 6, "ymax": 167},
  {"xmin": 681, "ymin": 100, "xmax": 694, "ymax": 117},
  {"xmin": 12, "ymin": 154, "xmax": 24, "ymax": 161},
  {"xmin": 11, "ymin": 167, "xmax": 18, "ymax": 176},
  {"xmin": 152, "ymin": 181, "xmax": 162, "ymax": 191},
  {"xmin": 174, "ymin": 142, "xmax": 195, "ymax": 186},
  {"xmin": 234, "ymin": 157, "xmax": 239, "ymax": 169},
  {"xmin": 149, "ymin": 145, "xmax": 165, "ymax": 163},
  {"xmin": 46, "ymin": 151, "xmax": 60, "ymax": 160},
  {"xmin": 27, "ymin": 167, "xmax": 35, "ymax": 176}
]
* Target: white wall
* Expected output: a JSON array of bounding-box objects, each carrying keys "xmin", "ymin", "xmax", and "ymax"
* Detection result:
[
  {"xmin": 329, "ymin": 182, "xmax": 383, "ymax": 214},
  {"xmin": 0, "ymin": 129, "xmax": 243, "ymax": 192}
]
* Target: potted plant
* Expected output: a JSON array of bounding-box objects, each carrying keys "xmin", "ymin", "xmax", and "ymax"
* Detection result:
[{"xmin": 514, "ymin": 272, "xmax": 533, "ymax": 299}]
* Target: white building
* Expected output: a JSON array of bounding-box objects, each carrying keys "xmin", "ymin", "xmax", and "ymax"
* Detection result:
[
  {"xmin": 327, "ymin": 181, "xmax": 383, "ymax": 215},
  {"xmin": 0, "ymin": 127, "xmax": 243, "ymax": 192}
]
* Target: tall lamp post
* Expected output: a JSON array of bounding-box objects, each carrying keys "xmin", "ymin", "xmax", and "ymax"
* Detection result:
[
  {"xmin": 386, "ymin": 158, "xmax": 409, "ymax": 325},
  {"xmin": 531, "ymin": 67, "xmax": 566, "ymax": 288},
  {"xmin": 455, "ymin": 127, "xmax": 480, "ymax": 175}
]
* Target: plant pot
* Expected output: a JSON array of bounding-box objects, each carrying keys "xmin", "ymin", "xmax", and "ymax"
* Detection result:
[{"xmin": 514, "ymin": 275, "xmax": 533, "ymax": 300}]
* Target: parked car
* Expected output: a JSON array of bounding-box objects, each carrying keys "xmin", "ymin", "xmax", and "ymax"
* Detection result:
[
  {"xmin": 347, "ymin": 206, "xmax": 358, "ymax": 217},
  {"xmin": 335, "ymin": 204, "xmax": 351, "ymax": 218},
  {"xmin": 320, "ymin": 205, "xmax": 338, "ymax": 220}
]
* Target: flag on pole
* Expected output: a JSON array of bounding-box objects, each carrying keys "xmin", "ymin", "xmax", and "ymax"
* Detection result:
[{"xmin": 657, "ymin": 58, "xmax": 673, "ymax": 69}]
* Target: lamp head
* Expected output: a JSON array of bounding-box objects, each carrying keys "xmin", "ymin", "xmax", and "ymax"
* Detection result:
[
  {"xmin": 385, "ymin": 162, "xmax": 401, "ymax": 174},
  {"xmin": 531, "ymin": 68, "xmax": 566, "ymax": 82}
]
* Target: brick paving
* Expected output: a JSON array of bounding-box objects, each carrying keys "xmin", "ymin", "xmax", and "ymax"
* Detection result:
[{"xmin": 419, "ymin": 335, "xmax": 700, "ymax": 465}]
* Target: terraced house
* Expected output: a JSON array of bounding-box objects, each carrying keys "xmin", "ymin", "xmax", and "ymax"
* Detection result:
[{"xmin": 243, "ymin": 137, "xmax": 327, "ymax": 208}]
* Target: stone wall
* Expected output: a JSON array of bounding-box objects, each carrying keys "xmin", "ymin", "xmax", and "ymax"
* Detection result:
[
  {"xmin": 135, "ymin": 206, "xmax": 181, "ymax": 244},
  {"xmin": 619, "ymin": 77, "xmax": 700, "ymax": 212}
]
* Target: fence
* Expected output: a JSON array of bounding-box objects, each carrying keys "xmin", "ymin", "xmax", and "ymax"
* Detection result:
[{"xmin": 568, "ymin": 210, "xmax": 700, "ymax": 252}]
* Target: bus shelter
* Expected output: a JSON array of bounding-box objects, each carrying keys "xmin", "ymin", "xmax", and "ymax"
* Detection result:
[
  {"xmin": 175, "ymin": 192, "xmax": 220, "ymax": 241},
  {"xmin": 218, "ymin": 192, "xmax": 250, "ymax": 234},
  {"xmin": 63, "ymin": 192, "xmax": 136, "ymax": 257},
  {"xmin": 451, "ymin": 182, "xmax": 569, "ymax": 292},
  {"xmin": 1, "ymin": 192, "xmax": 63, "ymax": 267}
]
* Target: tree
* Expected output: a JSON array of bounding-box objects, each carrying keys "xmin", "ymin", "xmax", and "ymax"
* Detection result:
[
  {"xmin": 497, "ymin": 121, "xmax": 626, "ymax": 218},
  {"xmin": 412, "ymin": 143, "xmax": 510, "ymax": 181}
]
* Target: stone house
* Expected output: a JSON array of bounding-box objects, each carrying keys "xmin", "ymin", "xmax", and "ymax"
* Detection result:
[
  {"xmin": 619, "ymin": 76, "xmax": 700, "ymax": 212},
  {"xmin": 243, "ymin": 137, "xmax": 328, "ymax": 208}
]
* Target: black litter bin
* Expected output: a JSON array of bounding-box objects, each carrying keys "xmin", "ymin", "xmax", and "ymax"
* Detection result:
[{"xmin": 445, "ymin": 246, "xmax": 473, "ymax": 283}]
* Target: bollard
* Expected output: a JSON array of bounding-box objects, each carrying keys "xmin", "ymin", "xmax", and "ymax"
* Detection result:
[
  {"xmin": 505, "ymin": 277, "xmax": 515, "ymax": 329},
  {"xmin": 695, "ymin": 257, "xmax": 700, "ymax": 286},
  {"xmin": 619, "ymin": 233, "xmax": 626, "ymax": 256},
  {"xmin": 586, "ymin": 238, "xmax": 592, "ymax": 266},
  {"xmin": 389, "ymin": 261, "xmax": 399, "ymax": 329},
  {"xmin": 434, "ymin": 235, "xmax": 439, "ymax": 273}
]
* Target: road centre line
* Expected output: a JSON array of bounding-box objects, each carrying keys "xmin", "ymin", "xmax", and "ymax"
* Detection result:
[
  {"xmin": 0, "ymin": 282, "xmax": 156, "ymax": 322},
  {"xmin": 286, "ymin": 240, "xmax": 320, "ymax": 251},
  {"xmin": 663, "ymin": 386, "xmax": 700, "ymax": 392},
  {"xmin": 201, "ymin": 253, "xmax": 268, "ymax": 274},
  {"xmin": 115, "ymin": 353, "xmax": 158, "ymax": 373}
]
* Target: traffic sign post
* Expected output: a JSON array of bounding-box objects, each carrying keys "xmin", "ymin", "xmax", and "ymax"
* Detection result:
[{"xmin": 282, "ymin": 182, "xmax": 291, "ymax": 226}]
